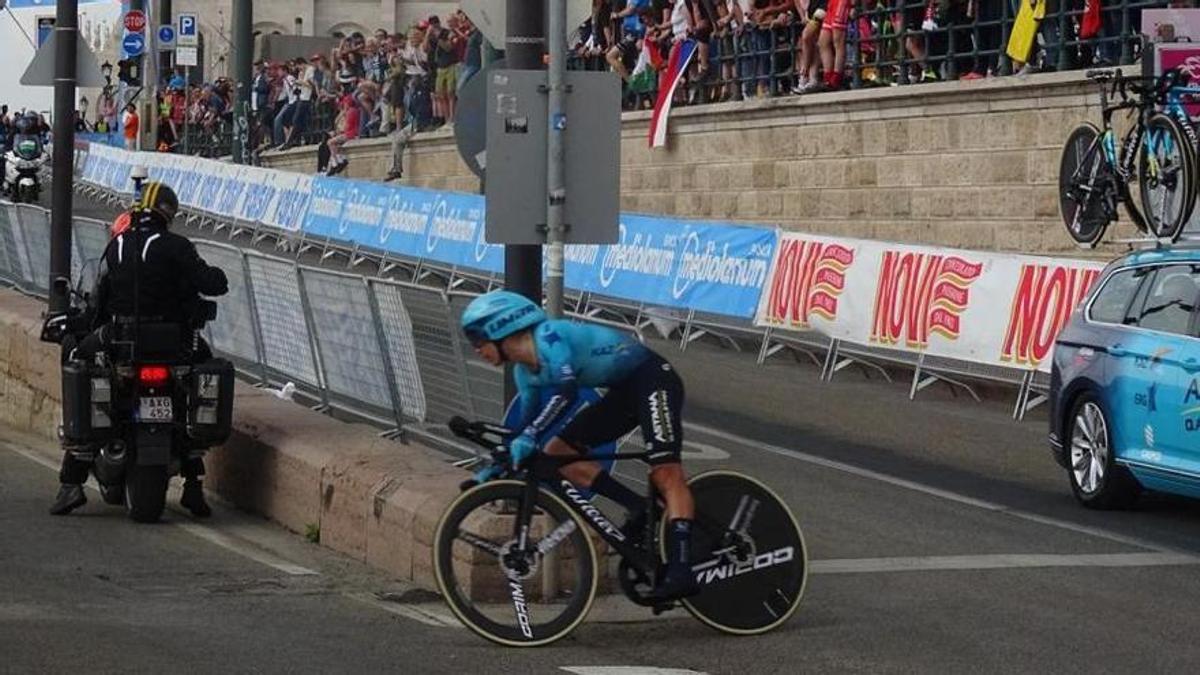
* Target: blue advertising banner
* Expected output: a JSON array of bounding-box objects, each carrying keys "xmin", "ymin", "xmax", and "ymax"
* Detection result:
[
  {"xmin": 303, "ymin": 177, "xmax": 502, "ymax": 274},
  {"xmin": 78, "ymin": 144, "xmax": 777, "ymax": 319},
  {"xmin": 563, "ymin": 215, "xmax": 775, "ymax": 319}
]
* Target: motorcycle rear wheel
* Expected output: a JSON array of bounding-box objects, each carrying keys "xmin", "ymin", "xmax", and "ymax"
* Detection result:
[
  {"xmin": 99, "ymin": 483, "xmax": 126, "ymax": 506},
  {"xmin": 125, "ymin": 465, "xmax": 168, "ymax": 523}
]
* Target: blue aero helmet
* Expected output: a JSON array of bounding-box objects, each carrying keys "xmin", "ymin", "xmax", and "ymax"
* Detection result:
[{"xmin": 461, "ymin": 290, "xmax": 547, "ymax": 343}]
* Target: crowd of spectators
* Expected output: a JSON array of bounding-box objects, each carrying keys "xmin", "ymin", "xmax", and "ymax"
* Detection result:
[
  {"xmin": 574, "ymin": 0, "xmax": 1200, "ymax": 109},
  {"xmin": 250, "ymin": 10, "xmax": 484, "ymax": 178},
  {"xmin": 65, "ymin": 1, "xmax": 1200, "ymax": 179}
]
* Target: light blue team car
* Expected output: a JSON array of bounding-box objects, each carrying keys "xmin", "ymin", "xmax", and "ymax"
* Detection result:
[{"xmin": 1049, "ymin": 246, "xmax": 1200, "ymax": 508}]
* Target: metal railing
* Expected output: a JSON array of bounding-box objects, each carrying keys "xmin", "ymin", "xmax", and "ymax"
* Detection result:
[
  {"xmin": 5, "ymin": 171, "xmax": 1060, "ymax": 448},
  {"xmin": 571, "ymin": 0, "xmax": 1171, "ymax": 107}
]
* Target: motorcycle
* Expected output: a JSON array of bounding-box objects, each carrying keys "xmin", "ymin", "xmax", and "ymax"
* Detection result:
[
  {"xmin": 4, "ymin": 135, "xmax": 46, "ymax": 204},
  {"xmin": 46, "ymin": 299, "xmax": 235, "ymax": 523}
]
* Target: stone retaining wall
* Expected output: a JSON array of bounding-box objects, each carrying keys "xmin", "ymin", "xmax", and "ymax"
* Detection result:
[{"xmin": 262, "ymin": 69, "xmax": 1126, "ymax": 258}]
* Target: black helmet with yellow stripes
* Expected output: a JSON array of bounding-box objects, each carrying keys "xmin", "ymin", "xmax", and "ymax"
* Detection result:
[{"xmin": 133, "ymin": 181, "xmax": 180, "ymax": 226}]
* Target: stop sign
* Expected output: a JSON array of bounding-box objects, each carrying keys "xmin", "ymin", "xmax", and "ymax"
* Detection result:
[{"xmin": 124, "ymin": 10, "xmax": 146, "ymax": 33}]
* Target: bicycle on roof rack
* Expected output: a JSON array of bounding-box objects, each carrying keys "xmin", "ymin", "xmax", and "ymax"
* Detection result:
[
  {"xmin": 433, "ymin": 416, "xmax": 808, "ymax": 647},
  {"xmin": 1059, "ymin": 68, "xmax": 1200, "ymax": 248}
]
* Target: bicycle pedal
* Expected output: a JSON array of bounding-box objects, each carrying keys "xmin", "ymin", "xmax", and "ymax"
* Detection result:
[{"xmin": 651, "ymin": 601, "xmax": 676, "ymax": 616}]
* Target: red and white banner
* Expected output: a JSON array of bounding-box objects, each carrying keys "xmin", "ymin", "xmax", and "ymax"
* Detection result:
[{"xmin": 755, "ymin": 233, "xmax": 1107, "ymax": 373}]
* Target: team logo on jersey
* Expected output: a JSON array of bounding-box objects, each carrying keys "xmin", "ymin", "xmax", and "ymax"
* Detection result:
[{"xmin": 648, "ymin": 390, "xmax": 675, "ymax": 444}]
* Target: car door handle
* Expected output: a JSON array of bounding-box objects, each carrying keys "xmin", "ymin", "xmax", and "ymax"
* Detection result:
[{"xmin": 1108, "ymin": 344, "xmax": 1128, "ymax": 357}]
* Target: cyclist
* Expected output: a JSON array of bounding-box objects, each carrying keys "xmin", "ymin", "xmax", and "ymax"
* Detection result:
[{"xmin": 460, "ymin": 290, "xmax": 700, "ymax": 601}]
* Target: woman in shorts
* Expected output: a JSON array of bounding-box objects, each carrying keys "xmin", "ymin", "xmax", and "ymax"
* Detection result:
[
  {"xmin": 791, "ymin": 0, "xmax": 826, "ymax": 93},
  {"xmin": 817, "ymin": 0, "xmax": 850, "ymax": 90}
]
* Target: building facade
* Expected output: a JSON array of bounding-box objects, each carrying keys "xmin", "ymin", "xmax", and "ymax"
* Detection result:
[{"xmin": 173, "ymin": 0, "xmax": 457, "ymax": 78}]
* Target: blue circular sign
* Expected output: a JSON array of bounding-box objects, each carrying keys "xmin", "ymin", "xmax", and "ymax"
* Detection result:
[
  {"xmin": 122, "ymin": 32, "xmax": 145, "ymax": 57},
  {"xmin": 158, "ymin": 25, "xmax": 175, "ymax": 44}
]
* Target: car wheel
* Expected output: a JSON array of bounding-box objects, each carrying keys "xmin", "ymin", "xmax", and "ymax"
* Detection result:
[{"xmin": 1067, "ymin": 394, "xmax": 1139, "ymax": 509}]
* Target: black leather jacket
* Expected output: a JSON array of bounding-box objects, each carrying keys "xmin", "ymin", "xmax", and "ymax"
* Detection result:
[{"xmin": 94, "ymin": 224, "xmax": 229, "ymax": 327}]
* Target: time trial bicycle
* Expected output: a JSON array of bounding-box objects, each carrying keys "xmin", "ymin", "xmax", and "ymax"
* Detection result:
[
  {"xmin": 432, "ymin": 417, "xmax": 809, "ymax": 647},
  {"xmin": 1059, "ymin": 68, "xmax": 1198, "ymax": 247}
]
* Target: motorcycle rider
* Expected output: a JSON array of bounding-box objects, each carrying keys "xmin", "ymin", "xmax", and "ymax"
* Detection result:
[
  {"xmin": 4, "ymin": 112, "xmax": 44, "ymax": 198},
  {"xmin": 50, "ymin": 181, "xmax": 229, "ymax": 517}
]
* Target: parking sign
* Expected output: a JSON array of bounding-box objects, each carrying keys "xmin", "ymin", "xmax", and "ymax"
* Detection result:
[{"xmin": 178, "ymin": 13, "xmax": 198, "ymax": 47}]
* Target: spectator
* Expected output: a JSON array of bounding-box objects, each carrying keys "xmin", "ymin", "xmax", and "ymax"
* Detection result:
[
  {"xmin": 607, "ymin": 0, "xmax": 652, "ymax": 81},
  {"xmin": 122, "ymin": 103, "xmax": 139, "ymax": 151},
  {"xmin": 73, "ymin": 108, "xmax": 90, "ymax": 133},
  {"xmin": 326, "ymin": 72, "xmax": 362, "ymax": 176},
  {"xmin": 401, "ymin": 25, "xmax": 432, "ymax": 129},
  {"xmin": 273, "ymin": 64, "xmax": 299, "ymax": 147},
  {"xmin": 458, "ymin": 15, "xmax": 483, "ymax": 92},
  {"xmin": 385, "ymin": 37, "xmax": 409, "ymax": 133},
  {"xmin": 816, "ymin": 0, "xmax": 850, "ymax": 90},
  {"xmin": 251, "ymin": 59, "xmax": 271, "ymax": 149},
  {"xmin": 790, "ymin": 0, "xmax": 821, "ymax": 93},
  {"xmin": 432, "ymin": 14, "xmax": 463, "ymax": 125},
  {"xmin": 962, "ymin": 0, "xmax": 1001, "ymax": 80},
  {"xmin": 99, "ymin": 87, "xmax": 118, "ymax": 131},
  {"xmin": 283, "ymin": 58, "xmax": 316, "ymax": 149}
]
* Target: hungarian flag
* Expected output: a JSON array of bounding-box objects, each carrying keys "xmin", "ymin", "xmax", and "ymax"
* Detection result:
[{"xmin": 648, "ymin": 39, "xmax": 698, "ymax": 149}]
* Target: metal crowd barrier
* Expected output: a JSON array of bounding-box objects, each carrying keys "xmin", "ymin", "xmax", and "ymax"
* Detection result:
[{"xmin": 61, "ymin": 173, "xmax": 1058, "ymax": 426}]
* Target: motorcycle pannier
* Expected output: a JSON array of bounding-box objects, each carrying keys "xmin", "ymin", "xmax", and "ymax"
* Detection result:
[
  {"xmin": 187, "ymin": 358, "xmax": 235, "ymax": 446},
  {"xmin": 61, "ymin": 360, "xmax": 112, "ymax": 445}
]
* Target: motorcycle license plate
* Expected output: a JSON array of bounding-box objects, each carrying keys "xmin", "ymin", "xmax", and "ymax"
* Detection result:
[{"xmin": 138, "ymin": 397, "xmax": 173, "ymax": 422}]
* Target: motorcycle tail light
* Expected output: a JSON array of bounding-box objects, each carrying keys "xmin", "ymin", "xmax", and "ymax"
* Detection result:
[{"xmin": 138, "ymin": 365, "xmax": 170, "ymax": 388}]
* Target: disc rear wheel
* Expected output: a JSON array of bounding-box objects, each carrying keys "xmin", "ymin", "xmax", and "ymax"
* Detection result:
[
  {"xmin": 1059, "ymin": 123, "xmax": 1112, "ymax": 247},
  {"xmin": 671, "ymin": 470, "xmax": 808, "ymax": 635}
]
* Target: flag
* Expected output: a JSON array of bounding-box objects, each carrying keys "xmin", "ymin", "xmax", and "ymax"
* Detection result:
[
  {"xmin": 648, "ymin": 39, "xmax": 698, "ymax": 149},
  {"xmin": 1080, "ymin": 0, "xmax": 1102, "ymax": 40}
]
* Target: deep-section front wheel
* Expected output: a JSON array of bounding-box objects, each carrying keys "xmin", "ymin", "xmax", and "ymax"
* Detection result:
[
  {"xmin": 432, "ymin": 480, "xmax": 599, "ymax": 647},
  {"xmin": 1138, "ymin": 112, "xmax": 1196, "ymax": 241},
  {"xmin": 674, "ymin": 470, "xmax": 808, "ymax": 635},
  {"xmin": 1059, "ymin": 122, "xmax": 1113, "ymax": 247}
]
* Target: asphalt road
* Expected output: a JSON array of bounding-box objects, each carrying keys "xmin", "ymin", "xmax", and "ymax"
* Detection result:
[{"xmin": 6, "ymin": 192, "xmax": 1199, "ymax": 672}]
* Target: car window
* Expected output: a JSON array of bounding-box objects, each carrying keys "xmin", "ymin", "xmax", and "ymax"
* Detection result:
[
  {"xmin": 1130, "ymin": 264, "xmax": 1200, "ymax": 336},
  {"xmin": 1088, "ymin": 267, "xmax": 1148, "ymax": 325}
]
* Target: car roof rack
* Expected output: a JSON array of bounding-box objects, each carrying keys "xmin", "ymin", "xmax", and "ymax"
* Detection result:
[{"xmin": 1108, "ymin": 233, "xmax": 1200, "ymax": 251}]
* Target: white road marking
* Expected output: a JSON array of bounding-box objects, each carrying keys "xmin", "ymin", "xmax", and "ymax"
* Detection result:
[
  {"xmin": 174, "ymin": 523, "xmax": 319, "ymax": 576},
  {"xmin": 5, "ymin": 442, "xmax": 61, "ymax": 473},
  {"xmin": 683, "ymin": 422, "xmax": 1190, "ymax": 555},
  {"xmin": 561, "ymin": 668, "xmax": 709, "ymax": 675},
  {"xmin": 4, "ymin": 441, "xmax": 319, "ymax": 577},
  {"xmin": 811, "ymin": 552, "xmax": 1200, "ymax": 574},
  {"xmin": 344, "ymin": 592, "xmax": 462, "ymax": 628}
]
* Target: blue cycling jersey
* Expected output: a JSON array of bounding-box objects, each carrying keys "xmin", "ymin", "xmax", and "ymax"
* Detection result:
[{"xmin": 513, "ymin": 319, "xmax": 650, "ymax": 440}]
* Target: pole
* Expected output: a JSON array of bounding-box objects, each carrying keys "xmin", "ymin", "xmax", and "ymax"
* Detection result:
[
  {"xmin": 545, "ymin": 0, "xmax": 566, "ymax": 318},
  {"xmin": 160, "ymin": 0, "xmax": 173, "ymax": 79},
  {"xmin": 504, "ymin": 0, "xmax": 545, "ymax": 401},
  {"xmin": 183, "ymin": 65, "xmax": 190, "ymax": 154},
  {"xmin": 231, "ymin": 0, "xmax": 253, "ymax": 163},
  {"xmin": 130, "ymin": 0, "xmax": 146, "ymax": 151},
  {"xmin": 504, "ymin": 0, "xmax": 544, "ymax": 304},
  {"xmin": 48, "ymin": 0, "xmax": 79, "ymax": 314}
]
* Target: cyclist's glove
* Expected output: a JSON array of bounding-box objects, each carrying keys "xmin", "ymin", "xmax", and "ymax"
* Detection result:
[{"xmin": 509, "ymin": 432, "xmax": 537, "ymax": 470}]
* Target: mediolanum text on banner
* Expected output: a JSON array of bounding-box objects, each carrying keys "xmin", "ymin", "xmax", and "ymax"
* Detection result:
[{"xmin": 755, "ymin": 232, "xmax": 1106, "ymax": 373}]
